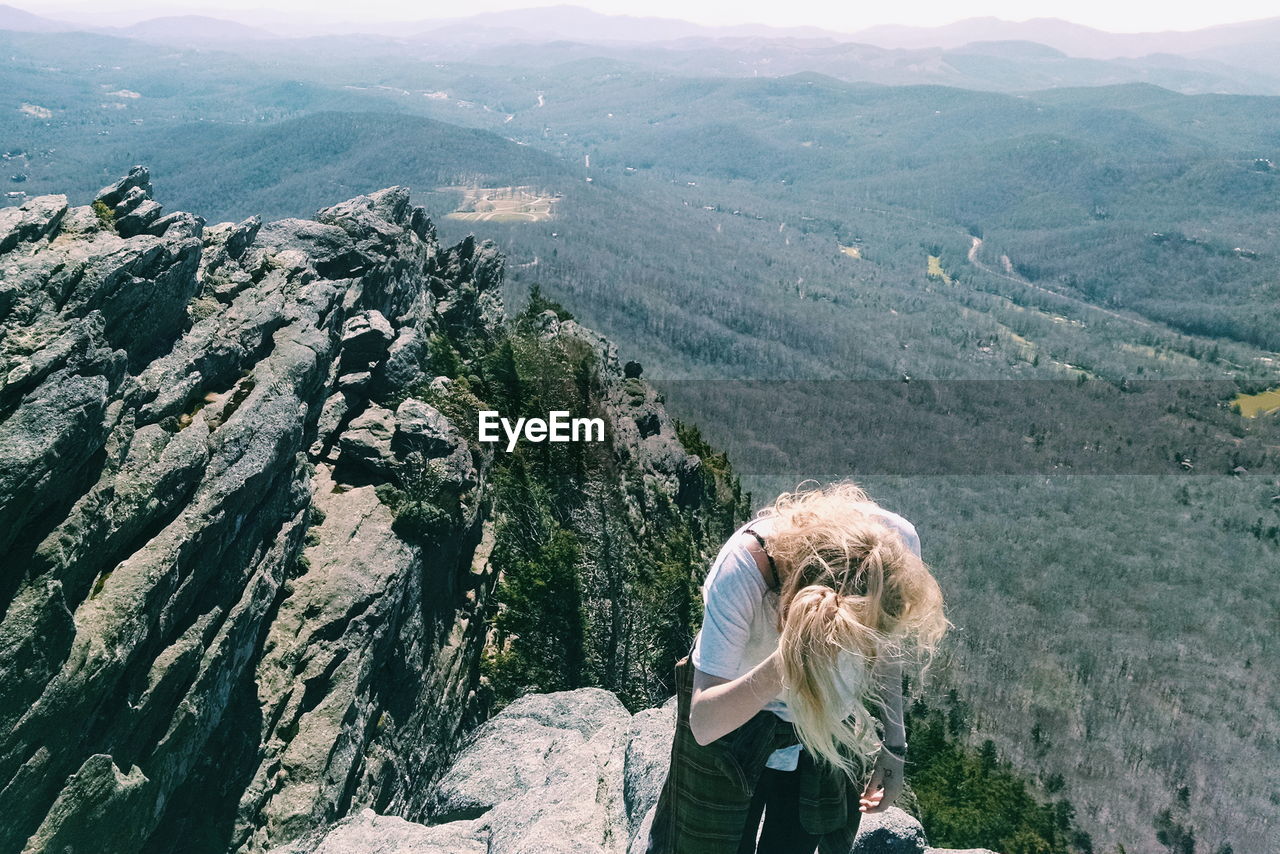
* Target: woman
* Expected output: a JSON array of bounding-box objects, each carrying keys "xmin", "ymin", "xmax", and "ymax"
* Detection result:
[{"xmin": 646, "ymin": 480, "xmax": 950, "ymax": 854}]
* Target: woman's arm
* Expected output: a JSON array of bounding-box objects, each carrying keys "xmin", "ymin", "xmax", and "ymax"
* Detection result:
[
  {"xmin": 860, "ymin": 654, "xmax": 907, "ymax": 813},
  {"xmin": 689, "ymin": 650, "xmax": 784, "ymax": 746},
  {"xmin": 873, "ymin": 655, "xmax": 905, "ymax": 746}
]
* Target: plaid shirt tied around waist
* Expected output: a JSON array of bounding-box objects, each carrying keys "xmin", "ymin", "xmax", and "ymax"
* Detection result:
[{"xmin": 644, "ymin": 652, "xmax": 864, "ymax": 854}]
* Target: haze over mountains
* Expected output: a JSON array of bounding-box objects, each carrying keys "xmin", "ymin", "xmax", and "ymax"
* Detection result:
[
  {"xmin": 5, "ymin": 3, "xmax": 1280, "ymax": 93},
  {"xmin": 853, "ymin": 15, "xmax": 1280, "ymax": 57},
  {"xmin": 5, "ymin": 4, "xmax": 1280, "ymax": 66}
]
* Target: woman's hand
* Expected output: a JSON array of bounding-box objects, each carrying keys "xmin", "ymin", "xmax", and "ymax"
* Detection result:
[{"xmin": 858, "ymin": 749, "xmax": 905, "ymax": 813}]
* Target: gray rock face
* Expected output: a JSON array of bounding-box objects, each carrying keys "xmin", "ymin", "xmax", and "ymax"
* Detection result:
[
  {"xmin": 622, "ymin": 700, "xmax": 676, "ymax": 837},
  {"xmin": 95, "ymin": 165, "xmax": 169, "ymax": 238},
  {"xmin": 270, "ymin": 809, "xmax": 487, "ymax": 854},
  {"xmin": 419, "ymin": 688, "xmax": 636, "ymax": 854},
  {"xmin": 371, "ymin": 327, "xmax": 428, "ymax": 399},
  {"xmin": 0, "ymin": 173, "xmax": 507, "ymax": 854}
]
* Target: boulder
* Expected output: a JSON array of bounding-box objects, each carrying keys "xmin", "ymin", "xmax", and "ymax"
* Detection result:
[
  {"xmin": 371, "ymin": 327, "xmax": 428, "ymax": 399},
  {"xmin": 0, "ymin": 193, "xmax": 67, "ymax": 254},
  {"xmin": 94, "ymin": 165, "xmax": 152, "ymax": 213},
  {"xmin": 429, "ymin": 688, "xmax": 630, "ymax": 823},
  {"xmin": 854, "ymin": 808, "xmax": 930, "ymax": 853},
  {"xmin": 336, "ymin": 404, "xmax": 396, "ymax": 478},
  {"xmin": 336, "ymin": 370, "xmax": 373, "ymax": 391},
  {"xmin": 146, "ymin": 210, "xmax": 204, "ymax": 240},
  {"xmin": 269, "ymin": 809, "xmax": 486, "ymax": 854},
  {"xmin": 393, "ymin": 399, "xmax": 458, "ymax": 459},
  {"xmin": 116, "ymin": 198, "xmax": 164, "ymax": 237},
  {"xmin": 622, "ymin": 700, "xmax": 676, "ymax": 835},
  {"xmin": 254, "ymin": 218, "xmax": 363, "ymax": 279},
  {"xmin": 340, "ymin": 310, "xmax": 395, "ymax": 370},
  {"xmin": 318, "ymin": 186, "xmax": 413, "ymax": 243},
  {"xmin": 226, "ymin": 215, "xmax": 262, "ymax": 259}
]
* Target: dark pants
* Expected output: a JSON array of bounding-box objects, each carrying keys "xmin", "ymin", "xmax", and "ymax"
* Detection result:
[
  {"xmin": 736, "ymin": 767, "xmax": 821, "ymax": 854},
  {"xmin": 646, "ymin": 650, "xmax": 861, "ymax": 854}
]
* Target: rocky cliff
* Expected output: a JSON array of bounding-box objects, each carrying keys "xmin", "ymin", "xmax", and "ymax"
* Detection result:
[{"xmin": 0, "ymin": 169, "xmax": 743, "ymax": 854}]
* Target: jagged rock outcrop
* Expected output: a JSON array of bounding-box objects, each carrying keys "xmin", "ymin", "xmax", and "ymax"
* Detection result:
[
  {"xmin": 277, "ymin": 688, "xmax": 999, "ymax": 854},
  {"xmin": 0, "ymin": 170, "xmax": 734, "ymax": 854}
]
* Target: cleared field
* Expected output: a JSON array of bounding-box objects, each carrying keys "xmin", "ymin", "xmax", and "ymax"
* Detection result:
[
  {"xmin": 1119, "ymin": 341, "xmax": 1200, "ymax": 369},
  {"xmin": 1233, "ymin": 386, "xmax": 1280, "ymax": 417},
  {"xmin": 1002, "ymin": 329, "xmax": 1036, "ymax": 362},
  {"xmin": 839, "ymin": 244, "xmax": 862, "ymax": 259},
  {"xmin": 927, "ymin": 254, "xmax": 954, "ymax": 284},
  {"xmin": 441, "ymin": 185, "xmax": 559, "ymax": 222}
]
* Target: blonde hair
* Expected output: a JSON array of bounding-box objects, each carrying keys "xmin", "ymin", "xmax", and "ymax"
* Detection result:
[{"xmin": 757, "ymin": 480, "xmax": 949, "ymax": 779}]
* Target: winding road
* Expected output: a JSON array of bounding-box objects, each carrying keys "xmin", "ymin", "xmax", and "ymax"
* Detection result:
[{"xmin": 966, "ymin": 235, "xmax": 1152, "ymax": 328}]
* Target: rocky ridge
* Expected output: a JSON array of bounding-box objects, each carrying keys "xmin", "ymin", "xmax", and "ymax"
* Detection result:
[
  {"xmin": 0, "ymin": 169, "xmax": 730, "ymax": 853},
  {"xmin": 277, "ymin": 688, "xmax": 997, "ymax": 854}
]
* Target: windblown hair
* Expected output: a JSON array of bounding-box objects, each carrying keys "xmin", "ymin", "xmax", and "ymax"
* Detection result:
[{"xmin": 757, "ymin": 480, "xmax": 950, "ymax": 778}]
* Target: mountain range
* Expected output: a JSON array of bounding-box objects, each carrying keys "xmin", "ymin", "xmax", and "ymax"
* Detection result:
[
  {"xmin": 5, "ymin": 3, "xmax": 1280, "ymax": 95},
  {"xmin": 5, "ymin": 3, "xmax": 1280, "ymax": 58}
]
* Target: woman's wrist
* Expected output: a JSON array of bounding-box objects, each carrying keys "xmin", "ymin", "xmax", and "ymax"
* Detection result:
[
  {"xmin": 880, "ymin": 741, "xmax": 908, "ymax": 759},
  {"xmin": 752, "ymin": 649, "xmax": 785, "ymax": 702}
]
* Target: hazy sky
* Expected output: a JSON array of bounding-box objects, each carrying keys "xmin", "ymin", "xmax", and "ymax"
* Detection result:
[{"xmin": 26, "ymin": 0, "xmax": 1277, "ymax": 33}]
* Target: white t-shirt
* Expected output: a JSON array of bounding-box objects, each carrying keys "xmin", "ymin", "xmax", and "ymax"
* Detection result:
[{"xmin": 690, "ymin": 509, "xmax": 922, "ymax": 770}]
